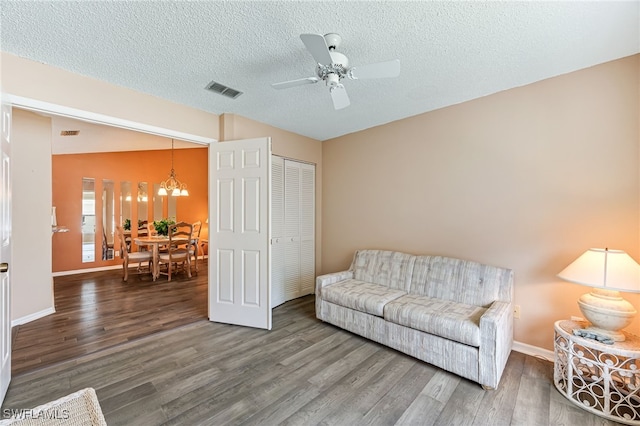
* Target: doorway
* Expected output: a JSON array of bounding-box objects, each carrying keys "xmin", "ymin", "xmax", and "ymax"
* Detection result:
[{"xmin": 6, "ymin": 97, "xmax": 214, "ymax": 376}]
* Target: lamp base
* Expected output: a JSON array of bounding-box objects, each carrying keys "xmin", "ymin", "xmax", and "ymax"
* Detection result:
[{"xmin": 577, "ymin": 288, "xmax": 637, "ymax": 343}]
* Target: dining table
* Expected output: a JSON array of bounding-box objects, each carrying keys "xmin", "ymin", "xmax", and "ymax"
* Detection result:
[{"xmin": 134, "ymin": 235, "xmax": 188, "ymax": 281}]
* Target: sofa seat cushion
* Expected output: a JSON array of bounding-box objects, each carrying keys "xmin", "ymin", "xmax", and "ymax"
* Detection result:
[
  {"xmin": 322, "ymin": 279, "xmax": 407, "ymax": 317},
  {"xmin": 384, "ymin": 294, "xmax": 487, "ymax": 347}
]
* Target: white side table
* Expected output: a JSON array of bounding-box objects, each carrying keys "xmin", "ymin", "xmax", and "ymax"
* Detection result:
[{"xmin": 554, "ymin": 320, "xmax": 640, "ymax": 425}]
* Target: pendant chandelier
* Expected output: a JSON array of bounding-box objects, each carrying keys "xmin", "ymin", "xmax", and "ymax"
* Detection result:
[{"xmin": 158, "ymin": 139, "xmax": 189, "ymax": 196}]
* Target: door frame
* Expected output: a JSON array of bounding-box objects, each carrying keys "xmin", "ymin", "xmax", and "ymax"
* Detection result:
[
  {"xmin": 4, "ymin": 95, "xmax": 215, "ymax": 145},
  {"xmin": 2, "ymin": 93, "xmax": 217, "ymax": 398},
  {"xmin": 0, "ymin": 97, "xmax": 12, "ymax": 404}
]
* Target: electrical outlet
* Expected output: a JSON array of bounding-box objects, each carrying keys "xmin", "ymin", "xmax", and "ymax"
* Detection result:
[
  {"xmin": 514, "ymin": 305, "xmax": 521, "ymax": 319},
  {"xmin": 115, "ymin": 251, "xmax": 119, "ymax": 257}
]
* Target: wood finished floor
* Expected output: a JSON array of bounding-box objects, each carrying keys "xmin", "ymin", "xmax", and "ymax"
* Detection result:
[
  {"xmin": 4, "ymin": 264, "xmax": 623, "ymax": 425},
  {"xmin": 11, "ymin": 261, "xmax": 207, "ymax": 376}
]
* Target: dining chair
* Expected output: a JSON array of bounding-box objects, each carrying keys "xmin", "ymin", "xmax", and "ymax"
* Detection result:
[
  {"xmin": 158, "ymin": 222, "xmax": 193, "ymax": 281},
  {"xmin": 189, "ymin": 220, "xmax": 202, "ymax": 273},
  {"xmin": 142, "ymin": 222, "xmax": 162, "ymax": 252},
  {"xmin": 200, "ymin": 239, "xmax": 208, "ymax": 260},
  {"xmin": 122, "ymin": 226, "xmax": 132, "ymax": 252},
  {"xmin": 137, "ymin": 220, "xmax": 149, "ymax": 236},
  {"xmin": 147, "ymin": 222, "xmax": 157, "ymax": 237},
  {"xmin": 137, "ymin": 220, "xmax": 150, "ymax": 251},
  {"xmin": 115, "ymin": 225, "xmax": 153, "ymax": 282},
  {"xmin": 101, "ymin": 225, "xmax": 114, "ymax": 260}
]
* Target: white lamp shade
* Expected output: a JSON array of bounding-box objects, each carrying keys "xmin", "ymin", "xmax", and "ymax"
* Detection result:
[
  {"xmin": 558, "ymin": 248, "xmax": 640, "ymax": 293},
  {"xmin": 158, "ymin": 187, "xmax": 168, "ymax": 196},
  {"xmin": 171, "ymin": 188, "xmax": 181, "ymax": 196}
]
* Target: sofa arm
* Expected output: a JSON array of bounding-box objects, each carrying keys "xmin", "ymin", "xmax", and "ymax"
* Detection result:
[
  {"xmin": 315, "ymin": 270, "xmax": 353, "ymax": 298},
  {"xmin": 315, "ymin": 270, "xmax": 353, "ymax": 321},
  {"xmin": 478, "ymin": 300, "xmax": 513, "ymax": 389}
]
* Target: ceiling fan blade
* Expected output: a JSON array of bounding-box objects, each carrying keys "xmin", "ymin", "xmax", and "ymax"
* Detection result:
[
  {"xmin": 330, "ymin": 84, "xmax": 350, "ymax": 110},
  {"xmin": 271, "ymin": 77, "xmax": 320, "ymax": 90},
  {"xmin": 300, "ymin": 33, "xmax": 333, "ymax": 65},
  {"xmin": 349, "ymin": 59, "xmax": 401, "ymax": 80}
]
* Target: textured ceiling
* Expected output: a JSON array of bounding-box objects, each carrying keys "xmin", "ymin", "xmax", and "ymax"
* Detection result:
[
  {"xmin": 1, "ymin": 1, "xmax": 639, "ymax": 141},
  {"xmin": 50, "ymin": 116, "xmax": 200, "ymax": 155}
]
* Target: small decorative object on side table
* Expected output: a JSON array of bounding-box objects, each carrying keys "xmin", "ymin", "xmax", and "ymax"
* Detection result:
[{"xmin": 554, "ymin": 319, "xmax": 640, "ymax": 425}]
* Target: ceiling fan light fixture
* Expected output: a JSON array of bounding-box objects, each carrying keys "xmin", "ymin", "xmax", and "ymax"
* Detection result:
[
  {"xmin": 272, "ymin": 32, "xmax": 400, "ymax": 110},
  {"xmin": 326, "ymin": 73, "xmax": 340, "ymax": 87},
  {"xmin": 324, "ymin": 33, "xmax": 341, "ymax": 49}
]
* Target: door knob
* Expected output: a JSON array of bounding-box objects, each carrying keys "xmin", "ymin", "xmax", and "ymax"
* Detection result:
[{"xmin": 0, "ymin": 263, "xmax": 7, "ymax": 273}]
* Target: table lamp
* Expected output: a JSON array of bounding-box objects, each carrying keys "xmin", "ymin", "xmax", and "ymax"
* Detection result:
[{"xmin": 557, "ymin": 248, "xmax": 640, "ymax": 342}]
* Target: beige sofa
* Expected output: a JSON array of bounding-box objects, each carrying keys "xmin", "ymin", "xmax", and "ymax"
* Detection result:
[{"xmin": 315, "ymin": 249, "xmax": 514, "ymax": 389}]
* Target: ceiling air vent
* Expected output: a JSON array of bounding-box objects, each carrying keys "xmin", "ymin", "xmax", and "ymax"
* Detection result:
[
  {"xmin": 60, "ymin": 130, "xmax": 80, "ymax": 136},
  {"xmin": 205, "ymin": 81, "xmax": 243, "ymax": 99}
]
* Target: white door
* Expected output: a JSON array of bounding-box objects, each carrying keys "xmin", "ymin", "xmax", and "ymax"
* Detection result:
[
  {"xmin": 208, "ymin": 138, "xmax": 272, "ymax": 329},
  {"xmin": 0, "ymin": 101, "xmax": 11, "ymax": 403}
]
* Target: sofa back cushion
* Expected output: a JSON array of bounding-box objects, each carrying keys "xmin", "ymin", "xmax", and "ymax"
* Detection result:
[
  {"xmin": 351, "ymin": 250, "xmax": 416, "ymax": 291},
  {"xmin": 410, "ymin": 256, "xmax": 513, "ymax": 307}
]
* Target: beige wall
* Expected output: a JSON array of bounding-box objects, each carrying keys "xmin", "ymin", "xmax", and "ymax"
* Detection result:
[
  {"xmin": 11, "ymin": 109, "xmax": 54, "ymax": 321},
  {"xmin": 220, "ymin": 113, "xmax": 323, "ymax": 274},
  {"xmin": 1, "ymin": 52, "xmax": 220, "ymax": 322},
  {"xmin": 1, "ymin": 52, "xmax": 219, "ymax": 140},
  {"xmin": 1, "ymin": 53, "xmax": 322, "ymax": 323},
  {"xmin": 322, "ymin": 55, "xmax": 640, "ymax": 351},
  {"xmin": 4, "ymin": 49, "xmax": 639, "ymax": 352}
]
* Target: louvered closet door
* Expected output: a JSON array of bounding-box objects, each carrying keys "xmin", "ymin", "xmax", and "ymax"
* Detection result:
[
  {"xmin": 283, "ymin": 160, "xmax": 301, "ymax": 301},
  {"xmin": 270, "ymin": 156, "xmax": 285, "ymax": 308},
  {"xmin": 299, "ymin": 162, "xmax": 315, "ymax": 295},
  {"xmin": 271, "ymin": 157, "xmax": 315, "ymax": 307}
]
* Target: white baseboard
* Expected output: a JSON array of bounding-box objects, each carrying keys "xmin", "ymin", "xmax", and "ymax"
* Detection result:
[
  {"xmin": 53, "ymin": 256, "xmax": 207, "ymax": 277},
  {"xmin": 12, "ymin": 307, "xmax": 56, "ymax": 327},
  {"xmin": 53, "ymin": 265, "xmax": 122, "ymax": 277},
  {"xmin": 512, "ymin": 340, "xmax": 554, "ymax": 362}
]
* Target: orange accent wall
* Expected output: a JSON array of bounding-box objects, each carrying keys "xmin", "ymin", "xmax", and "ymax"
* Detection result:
[{"xmin": 52, "ymin": 148, "xmax": 208, "ymax": 273}]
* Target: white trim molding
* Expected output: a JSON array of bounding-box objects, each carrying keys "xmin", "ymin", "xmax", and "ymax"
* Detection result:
[
  {"xmin": 4, "ymin": 94, "xmax": 217, "ymax": 145},
  {"xmin": 53, "ymin": 256, "xmax": 207, "ymax": 277},
  {"xmin": 512, "ymin": 340, "xmax": 554, "ymax": 362},
  {"xmin": 53, "ymin": 265, "xmax": 122, "ymax": 277},
  {"xmin": 11, "ymin": 307, "xmax": 55, "ymax": 328}
]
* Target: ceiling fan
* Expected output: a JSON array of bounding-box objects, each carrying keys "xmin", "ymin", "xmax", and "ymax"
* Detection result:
[{"xmin": 272, "ymin": 33, "xmax": 401, "ymax": 110}]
